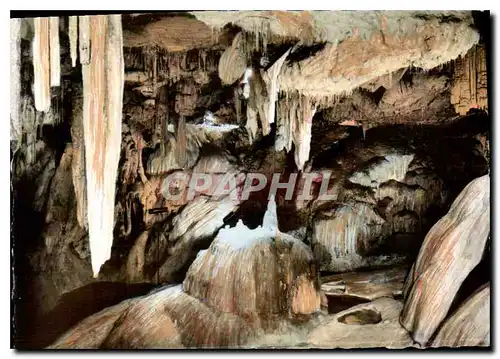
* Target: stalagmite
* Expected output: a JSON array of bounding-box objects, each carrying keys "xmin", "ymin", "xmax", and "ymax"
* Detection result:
[
  {"xmin": 78, "ymin": 16, "xmax": 90, "ymax": 66},
  {"xmin": 69, "ymin": 16, "xmax": 78, "ymax": 67},
  {"xmin": 183, "ymin": 196, "xmax": 321, "ymax": 320},
  {"xmin": 32, "ymin": 17, "xmax": 51, "ymax": 112},
  {"xmin": 82, "ymin": 15, "xmax": 124, "ymax": 277},
  {"xmin": 49, "ymin": 17, "xmax": 60, "ymax": 87},
  {"xmin": 400, "ymin": 175, "xmax": 490, "ymax": 346},
  {"xmin": 10, "ymin": 18, "xmax": 22, "ymax": 148}
]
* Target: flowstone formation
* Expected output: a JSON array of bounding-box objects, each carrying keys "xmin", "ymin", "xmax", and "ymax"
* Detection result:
[{"xmin": 49, "ymin": 197, "xmax": 322, "ymax": 349}]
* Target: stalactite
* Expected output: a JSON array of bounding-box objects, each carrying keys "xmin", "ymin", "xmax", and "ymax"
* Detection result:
[
  {"xmin": 234, "ymin": 87, "xmax": 242, "ymax": 124},
  {"xmin": 49, "ymin": 17, "xmax": 60, "ymax": 87},
  {"xmin": 245, "ymin": 68, "xmax": 267, "ymax": 142},
  {"xmin": 155, "ymin": 84, "xmax": 169, "ymax": 146},
  {"xmin": 279, "ymin": 94, "xmax": 316, "ymax": 171},
  {"xmin": 218, "ymin": 32, "xmax": 246, "ymax": 85},
  {"xmin": 293, "ymin": 96, "xmax": 316, "ymax": 171},
  {"xmin": 70, "ymin": 88, "xmax": 87, "ymax": 229},
  {"xmin": 276, "ymin": 92, "xmax": 316, "ymax": 170},
  {"xmin": 21, "ymin": 96, "xmax": 37, "ymax": 165},
  {"xmin": 312, "ymin": 203, "xmax": 391, "ymax": 272},
  {"xmin": 32, "ymin": 17, "xmax": 51, "ymax": 112},
  {"xmin": 10, "ymin": 18, "xmax": 22, "ymax": 149},
  {"xmin": 82, "ymin": 15, "xmax": 124, "ymax": 277},
  {"xmin": 261, "ymin": 48, "xmax": 291, "ymax": 133},
  {"xmin": 69, "ymin": 16, "xmax": 78, "ymax": 67},
  {"xmin": 450, "ymin": 44, "xmax": 488, "ymax": 115},
  {"xmin": 349, "ymin": 154, "xmax": 415, "ymax": 188},
  {"xmin": 176, "ymin": 115, "xmax": 187, "ymax": 168},
  {"xmin": 78, "ymin": 16, "xmax": 90, "ymax": 66}
]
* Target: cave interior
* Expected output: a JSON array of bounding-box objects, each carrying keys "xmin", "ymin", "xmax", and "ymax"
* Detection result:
[{"xmin": 10, "ymin": 10, "xmax": 491, "ymax": 349}]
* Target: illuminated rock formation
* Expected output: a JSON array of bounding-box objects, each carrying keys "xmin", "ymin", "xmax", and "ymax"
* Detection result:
[{"xmin": 400, "ymin": 175, "xmax": 490, "ymax": 346}]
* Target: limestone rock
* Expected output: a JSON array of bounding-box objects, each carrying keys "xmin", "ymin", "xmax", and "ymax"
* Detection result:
[
  {"xmin": 400, "ymin": 175, "xmax": 490, "ymax": 346},
  {"xmin": 307, "ymin": 297, "xmax": 414, "ymax": 348},
  {"xmin": 321, "ymin": 266, "xmax": 408, "ymax": 301},
  {"xmin": 432, "ymin": 283, "xmax": 490, "ymax": 348}
]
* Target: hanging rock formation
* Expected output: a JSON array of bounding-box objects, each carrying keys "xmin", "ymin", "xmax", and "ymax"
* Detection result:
[
  {"xmin": 400, "ymin": 175, "xmax": 490, "ymax": 346},
  {"xmin": 311, "ymin": 145, "xmax": 447, "ymax": 272},
  {"xmin": 32, "ymin": 17, "xmax": 51, "ymax": 112},
  {"xmin": 193, "ymin": 11, "xmax": 479, "ymax": 98},
  {"xmin": 69, "ymin": 16, "xmax": 78, "ymax": 67},
  {"xmin": 10, "ymin": 18, "xmax": 22, "ymax": 149},
  {"xmin": 450, "ymin": 44, "xmax": 488, "ymax": 115},
  {"xmin": 82, "ymin": 15, "xmax": 124, "ymax": 277},
  {"xmin": 49, "ymin": 17, "xmax": 60, "ymax": 87}
]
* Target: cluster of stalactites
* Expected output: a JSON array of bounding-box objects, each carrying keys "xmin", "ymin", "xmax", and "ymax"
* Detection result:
[
  {"xmin": 31, "ymin": 17, "xmax": 60, "ymax": 113},
  {"xmin": 11, "ymin": 17, "xmax": 66, "ymax": 158},
  {"xmin": 275, "ymin": 92, "xmax": 317, "ymax": 171},
  {"xmin": 450, "ymin": 44, "xmax": 488, "ymax": 116},
  {"xmin": 244, "ymin": 47, "xmax": 292, "ymax": 143}
]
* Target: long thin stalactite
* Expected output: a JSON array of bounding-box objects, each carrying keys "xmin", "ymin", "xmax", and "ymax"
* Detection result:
[
  {"xmin": 82, "ymin": 15, "xmax": 124, "ymax": 277},
  {"xmin": 10, "ymin": 18, "xmax": 22, "ymax": 149},
  {"xmin": 33, "ymin": 17, "xmax": 51, "ymax": 112},
  {"xmin": 49, "ymin": 17, "xmax": 60, "ymax": 87}
]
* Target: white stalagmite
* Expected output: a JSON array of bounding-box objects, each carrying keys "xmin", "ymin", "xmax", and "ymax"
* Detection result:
[
  {"xmin": 49, "ymin": 17, "xmax": 60, "ymax": 87},
  {"xmin": 82, "ymin": 15, "xmax": 124, "ymax": 277},
  {"xmin": 78, "ymin": 16, "xmax": 90, "ymax": 65},
  {"xmin": 10, "ymin": 18, "xmax": 22, "ymax": 147},
  {"xmin": 262, "ymin": 194, "xmax": 278, "ymax": 230},
  {"xmin": 32, "ymin": 17, "xmax": 51, "ymax": 112},
  {"xmin": 69, "ymin": 16, "xmax": 78, "ymax": 67}
]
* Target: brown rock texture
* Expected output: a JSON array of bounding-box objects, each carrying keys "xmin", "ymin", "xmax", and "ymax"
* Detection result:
[
  {"xmin": 183, "ymin": 221, "xmax": 321, "ymax": 323},
  {"xmin": 432, "ymin": 283, "xmax": 490, "ymax": 347},
  {"xmin": 321, "ymin": 266, "xmax": 408, "ymax": 301},
  {"xmin": 451, "ymin": 44, "xmax": 488, "ymax": 116},
  {"xmin": 400, "ymin": 174, "xmax": 490, "ymax": 346},
  {"xmin": 123, "ymin": 15, "xmax": 217, "ymax": 51},
  {"xmin": 48, "ymin": 198, "xmax": 321, "ymax": 349},
  {"xmin": 32, "ymin": 17, "xmax": 51, "ymax": 112},
  {"xmin": 307, "ymin": 297, "xmax": 413, "ymax": 348}
]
